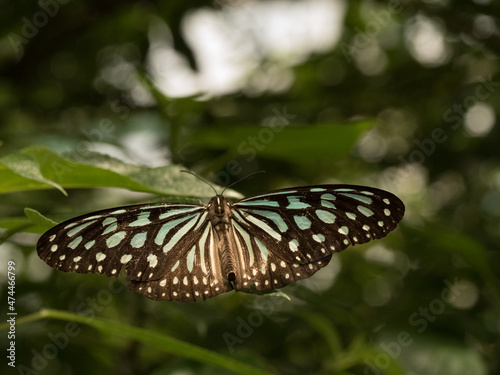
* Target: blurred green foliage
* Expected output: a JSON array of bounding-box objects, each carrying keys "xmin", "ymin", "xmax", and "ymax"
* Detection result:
[{"xmin": 1, "ymin": 1, "xmax": 499, "ymax": 374}]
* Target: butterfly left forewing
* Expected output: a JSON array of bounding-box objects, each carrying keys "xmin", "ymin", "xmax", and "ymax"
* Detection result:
[{"xmin": 37, "ymin": 203, "xmax": 203, "ymax": 278}]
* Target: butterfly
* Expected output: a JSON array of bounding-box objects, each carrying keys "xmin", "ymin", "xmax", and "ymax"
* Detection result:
[{"xmin": 37, "ymin": 183, "xmax": 404, "ymax": 301}]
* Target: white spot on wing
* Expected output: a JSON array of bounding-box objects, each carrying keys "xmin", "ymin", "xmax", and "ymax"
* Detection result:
[
  {"xmin": 198, "ymin": 225, "xmax": 211, "ymax": 274},
  {"xmin": 129, "ymin": 212, "xmax": 152, "ymax": 227},
  {"xmin": 85, "ymin": 240, "xmax": 95, "ymax": 249},
  {"xmin": 358, "ymin": 205, "xmax": 374, "ymax": 217},
  {"xmin": 237, "ymin": 200, "xmax": 279, "ymax": 208},
  {"xmin": 171, "ymin": 260, "xmax": 180, "ymax": 272},
  {"xmin": 120, "ymin": 254, "xmax": 132, "ymax": 264},
  {"xmin": 312, "ymin": 234, "xmax": 325, "ymax": 243},
  {"xmin": 286, "ymin": 196, "xmax": 310, "ymax": 209},
  {"xmin": 248, "ymin": 210, "xmax": 288, "ymax": 232},
  {"xmin": 316, "ymin": 210, "xmax": 336, "ymax": 223},
  {"xmin": 186, "ymin": 246, "xmax": 196, "ymax": 272},
  {"xmin": 340, "ymin": 192, "xmax": 373, "ymax": 204},
  {"xmin": 294, "ymin": 215, "xmax": 311, "ymax": 230},
  {"xmin": 147, "ymin": 254, "xmax": 158, "ymax": 268},
  {"xmin": 346, "ymin": 212, "xmax": 357, "ymax": 220},
  {"xmin": 68, "ymin": 236, "xmax": 82, "ymax": 249},
  {"xmin": 155, "ymin": 214, "xmax": 197, "ymax": 246},
  {"xmin": 233, "ymin": 220, "xmax": 255, "ymax": 267},
  {"xmin": 254, "ymin": 237, "xmax": 268, "ymax": 260},
  {"xmin": 102, "ymin": 222, "xmax": 118, "ymax": 235},
  {"xmin": 321, "ymin": 200, "xmax": 336, "ymax": 209},
  {"xmin": 289, "ymin": 239, "xmax": 299, "ymax": 252},
  {"xmin": 321, "ymin": 193, "xmax": 336, "ymax": 201},
  {"xmin": 338, "ymin": 226, "xmax": 349, "ymax": 235},
  {"xmin": 67, "ymin": 220, "xmax": 98, "ymax": 237},
  {"xmin": 163, "ymin": 215, "xmax": 199, "ymax": 253},
  {"xmin": 237, "ymin": 211, "xmax": 282, "ymax": 241},
  {"xmin": 106, "ymin": 231, "xmax": 126, "ymax": 248},
  {"xmin": 131, "ymin": 232, "xmax": 147, "ymax": 248}
]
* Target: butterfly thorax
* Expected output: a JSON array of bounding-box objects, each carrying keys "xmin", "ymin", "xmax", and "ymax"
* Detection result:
[
  {"xmin": 207, "ymin": 195, "xmax": 232, "ymax": 227},
  {"xmin": 207, "ymin": 195, "xmax": 238, "ymax": 289}
]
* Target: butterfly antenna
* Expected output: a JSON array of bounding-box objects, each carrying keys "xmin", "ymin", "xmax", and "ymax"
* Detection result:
[
  {"xmin": 221, "ymin": 170, "xmax": 266, "ymax": 195},
  {"xmin": 180, "ymin": 170, "xmax": 218, "ymax": 196}
]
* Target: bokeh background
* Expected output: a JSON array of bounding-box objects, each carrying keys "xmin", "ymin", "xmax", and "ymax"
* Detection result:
[{"xmin": 1, "ymin": 0, "xmax": 499, "ymax": 374}]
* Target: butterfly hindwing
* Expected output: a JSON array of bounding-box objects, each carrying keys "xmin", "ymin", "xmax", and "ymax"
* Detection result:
[{"xmin": 127, "ymin": 220, "xmax": 232, "ymax": 301}]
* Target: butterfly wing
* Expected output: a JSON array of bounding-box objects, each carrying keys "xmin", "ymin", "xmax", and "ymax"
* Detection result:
[
  {"xmin": 231, "ymin": 185, "xmax": 405, "ymax": 291},
  {"xmin": 36, "ymin": 203, "xmax": 231, "ymax": 301}
]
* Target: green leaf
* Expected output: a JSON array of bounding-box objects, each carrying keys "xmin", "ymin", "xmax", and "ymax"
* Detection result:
[
  {"xmin": 3, "ymin": 309, "xmax": 273, "ymax": 375},
  {"xmin": 0, "ymin": 215, "xmax": 53, "ymax": 234},
  {"xmin": 0, "ymin": 209, "xmax": 58, "ymax": 239},
  {"xmin": 0, "ymin": 148, "xmax": 67, "ymax": 195},
  {"xmin": 0, "ymin": 221, "xmax": 34, "ymax": 245},
  {"xmin": 243, "ymin": 288, "xmax": 291, "ymax": 299},
  {"xmin": 186, "ymin": 120, "xmax": 372, "ymax": 164},
  {"xmin": 24, "ymin": 207, "xmax": 59, "ymax": 230},
  {"xmin": 0, "ymin": 146, "xmax": 238, "ymax": 198},
  {"xmin": 261, "ymin": 290, "xmax": 291, "ymax": 300},
  {"xmin": 0, "ymin": 217, "xmax": 33, "ymax": 231}
]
